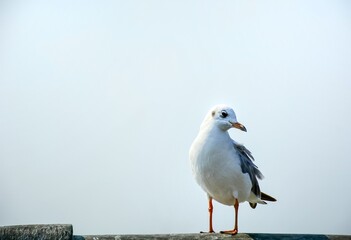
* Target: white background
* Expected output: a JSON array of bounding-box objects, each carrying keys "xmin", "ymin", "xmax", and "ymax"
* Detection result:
[{"xmin": 1, "ymin": 0, "xmax": 350, "ymax": 235}]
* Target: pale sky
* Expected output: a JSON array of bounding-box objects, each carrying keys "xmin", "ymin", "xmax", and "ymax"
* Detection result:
[{"xmin": 1, "ymin": 0, "xmax": 351, "ymax": 236}]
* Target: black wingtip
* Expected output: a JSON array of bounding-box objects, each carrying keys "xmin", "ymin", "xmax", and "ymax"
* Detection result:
[
  {"xmin": 261, "ymin": 192, "xmax": 277, "ymax": 202},
  {"xmin": 249, "ymin": 202, "xmax": 257, "ymax": 209}
]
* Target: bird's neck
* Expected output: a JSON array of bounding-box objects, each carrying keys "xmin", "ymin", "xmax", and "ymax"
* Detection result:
[{"xmin": 200, "ymin": 124, "xmax": 230, "ymax": 140}]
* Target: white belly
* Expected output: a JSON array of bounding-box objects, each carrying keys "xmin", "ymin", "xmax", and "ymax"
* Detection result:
[{"xmin": 190, "ymin": 135, "xmax": 252, "ymax": 205}]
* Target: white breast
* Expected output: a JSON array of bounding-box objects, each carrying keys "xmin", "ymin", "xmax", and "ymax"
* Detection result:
[{"xmin": 190, "ymin": 127, "xmax": 252, "ymax": 205}]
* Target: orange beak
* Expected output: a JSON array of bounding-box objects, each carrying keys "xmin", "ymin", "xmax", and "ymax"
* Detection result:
[{"xmin": 232, "ymin": 122, "xmax": 247, "ymax": 132}]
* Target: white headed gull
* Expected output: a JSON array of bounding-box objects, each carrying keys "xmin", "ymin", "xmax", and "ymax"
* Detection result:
[{"xmin": 189, "ymin": 104, "xmax": 276, "ymax": 235}]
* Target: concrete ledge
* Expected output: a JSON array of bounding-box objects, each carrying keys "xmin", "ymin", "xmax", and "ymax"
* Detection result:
[
  {"xmin": 1, "ymin": 225, "xmax": 350, "ymax": 240},
  {"xmin": 76, "ymin": 233, "xmax": 251, "ymax": 240},
  {"xmin": 77, "ymin": 233, "xmax": 351, "ymax": 240},
  {"xmin": 0, "ymin": 224, "xmax": 73, "ymax": 240}
]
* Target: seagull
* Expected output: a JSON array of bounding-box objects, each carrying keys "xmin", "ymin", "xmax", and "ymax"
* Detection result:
[{"xmin": 189, "ymin": 104, "xmax": 276, "ymax": 235}]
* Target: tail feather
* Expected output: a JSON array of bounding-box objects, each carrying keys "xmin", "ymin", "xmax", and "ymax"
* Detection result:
[
  {"xmin": 261, "ymin": 192, "xmax": 277, "ymax": 202},
  {"xmin": 248, "ymin": 192, "xmax": 276, "ymax": 209}
]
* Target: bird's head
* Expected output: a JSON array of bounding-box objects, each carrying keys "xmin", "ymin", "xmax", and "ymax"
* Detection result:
[{"xmin": 201, "ymin": 104, "xmax": 247, "ymax": 132}]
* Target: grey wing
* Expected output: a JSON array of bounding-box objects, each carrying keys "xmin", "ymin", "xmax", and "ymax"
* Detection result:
[{"xmin": 233, "ymin": 141, "xmax": 264, "ymax": 198}]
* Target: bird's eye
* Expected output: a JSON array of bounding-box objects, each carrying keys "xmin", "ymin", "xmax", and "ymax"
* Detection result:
[{"xmin": 220, "ymin": 110, "xmax": 228, "ymax": 118}]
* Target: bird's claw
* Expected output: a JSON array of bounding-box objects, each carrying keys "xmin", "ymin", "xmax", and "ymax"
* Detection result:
[{"xmin": 220, "ymin": 229, "xmax": 238, "ymax": 235}]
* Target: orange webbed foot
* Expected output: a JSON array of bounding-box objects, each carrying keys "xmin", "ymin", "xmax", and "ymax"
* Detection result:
[
  {"xmin": 200, "ymin": 230, "xmax": 215, "ymax": 234},
  {"xmin": 220, "ymin": 229, "xmax": 238, "ymax": 235}
]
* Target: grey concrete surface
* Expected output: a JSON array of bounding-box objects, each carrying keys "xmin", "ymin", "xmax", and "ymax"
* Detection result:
[
  {"xmin": 1, "ymin": 225, "xmax": 350, "ymax": 240},
  {"xmin": 0, "ymin": 224, "xmax": 73, "ymax": 240}
]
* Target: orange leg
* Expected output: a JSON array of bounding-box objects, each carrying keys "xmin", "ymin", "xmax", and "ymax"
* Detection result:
[
  {"xmin": 220, "ymin": 198, "xmax": 239, "ymax": 235},
  {"xmin": 208, "ymin": 197, "xmax": 215, "ymax": 233},
  {"xmin": 201, "ymin": 197, "xmax": 215, "ymax": 233}
]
